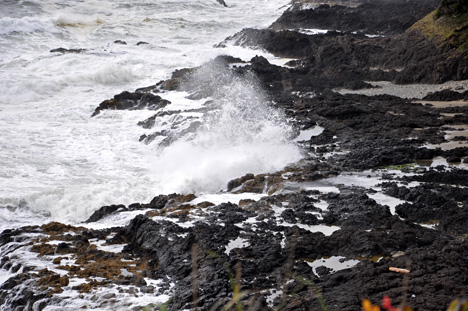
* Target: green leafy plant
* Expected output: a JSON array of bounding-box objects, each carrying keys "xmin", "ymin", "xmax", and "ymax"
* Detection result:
[
  {"xmin": 142, "ymin": 301, "xmax": 169, "ymax": 311},
  {"xmin": 448, "ymin": 299, "xmax": 468, "ymax": 311}
]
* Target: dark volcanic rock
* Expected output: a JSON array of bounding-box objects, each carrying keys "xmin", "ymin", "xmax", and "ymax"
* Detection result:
[
  {"xmin": 219, "ymin": 29, "xmax": 313, "ymax": 58},
  {"xmin": 438, "ymin": 206, "xmax": 468, "ymax": 234},
  {"xmin": 159, "ymin": 55, "xmax": 243, "ymax": 94},
  {"xmin": 118, "ymin": 215, "xmax": 236, "ymax": 310},
  {"xmin": 423, "ymin": 89, "xmax": 468, "ymax": 101},
  {"xmin": 221, "ymin": 12, "xmax": 468, "ymax": 90},
  {"xmin": 216, "ymin": 0, "xmax": 227, "ymax": 7},
  {"xmin": 284, "ymin": 237, "xmax": 468, "ymax": 311},
  {"xmin": 50, "ymin": 47, "xmax": 86, "ymax": 54},
  {"xmin": 271, "ymin": 0, "xmax": 440, "ymax": 35},
  {"xmin": 322, "ymin": 188, "xmax": 393, "ymax": 229},
  {"xmin": 381, "ymin": 179, "xmax": 468, "ymax": 230},
  {"xmin": 395, "ymin": 201, "xmax": 458, "ymax": 224},
  {"xmin": 92, "ymin": 91, "xmax": 170, "ymax": 117},
  {"xmin": 227, "ymin": 173, "xmax": 255, "ymax": 191},
  {"xmin": 72, "ymin": 1, "xmax": 468, "ymax": 310},
  {"xmin": 437, "ymin": 0, "xmax": 468, "ymax": 17},
  {"xmin": 86, "ymin": 204, "xmax": 127, "ymax": 223},
  {"xmin": 273, "ymin": 91, "xmax": 446, "ymax": 170},
  {"xmin": 220, "ymin": 30, "xmax": 391, "ymax": 90},
  {"xmin": 0, "ymin": 273, "xmax": 48, "ymax": 311},
  {"xmin": 401, "ymin": 168, "xmax": 468, "ymax": 186}
]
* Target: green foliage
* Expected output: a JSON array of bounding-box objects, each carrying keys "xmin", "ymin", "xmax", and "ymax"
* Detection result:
[
  {"xmin": 412, "ymin": 3, "xmax": 468, "ymax": 53},
  {"xmin": 141, "ymin": 301, "xmax": 169, "ymax": 311},
  {"xmin": 383, "ymin": 163, "xmax": 416, "ymax": 172},
  {"xmin": 448, "ymin": 299, "xmax": 468, "ymax": 311}
]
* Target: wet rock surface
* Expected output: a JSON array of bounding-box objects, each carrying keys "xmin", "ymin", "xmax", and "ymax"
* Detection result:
[
  {"xmin": 50, "ymin": 47, "xmax": 87, "ymax": 54},
  {"xmin": 270, "ymin": 0, "xmax": 440, "ymax": 35},
  {"xmin": 220, "ymin": 0, "xmax": 468, "ymax": 89},
  {"xmin": 91, "ymin": 91, "xmax": 170, "ymax": 117},
  {"xmin": 3, "ymin": 0, "xmax": 468, "ymax": 310},
  {"xmin": 2, "ymin": 176, "xmax": 468, "ymax": 310},
  {"xmin": 423, "ymin": 89, "xmax": 468, "ymax": 101}
]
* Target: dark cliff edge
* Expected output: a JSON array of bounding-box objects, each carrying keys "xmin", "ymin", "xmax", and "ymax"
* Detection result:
[{"xmin": 218, "ymin": 0, "xmax": 468, "ymax": 88}]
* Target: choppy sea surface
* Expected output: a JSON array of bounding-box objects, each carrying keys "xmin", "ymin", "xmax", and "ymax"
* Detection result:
[{"xmin": 0, "ymin": 0, "xmax": 302, "ymax": 229}]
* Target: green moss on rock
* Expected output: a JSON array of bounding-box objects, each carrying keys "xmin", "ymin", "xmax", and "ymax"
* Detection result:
[{"xmin": 412, "ymin": 0, "xmax": 468, "ymax": 52}]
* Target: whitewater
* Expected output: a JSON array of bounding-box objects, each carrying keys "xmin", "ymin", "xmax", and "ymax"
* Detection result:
[{"xmin": 0, "ymin": 0, "xmax": 301, "ymax": 229}]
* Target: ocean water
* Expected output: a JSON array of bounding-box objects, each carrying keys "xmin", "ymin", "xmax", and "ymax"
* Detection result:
[{"xmin": 0, "ymin": 0, "xmax": 300, "ymax": 229}]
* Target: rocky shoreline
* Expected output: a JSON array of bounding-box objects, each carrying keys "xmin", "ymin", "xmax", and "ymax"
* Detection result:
[{"xmin": 2, "ymin": 0, "xmax": 468, "ymax": 310}]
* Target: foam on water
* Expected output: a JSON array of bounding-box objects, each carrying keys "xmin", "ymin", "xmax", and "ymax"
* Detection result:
[
  {"xmin": 1, "ymin": 0, "xmax": 300, "ymax": 309},
  {"xmin": 0, "ymin": 16, "xmax": 52, "ymax": 35},
  {"xmin": 306, "ymin": 256, "xmax": 361, "ymax": 277},
  {"xmin": 149, "ymin": 65, "xmax": 302, "ymax": 194},
  {"xmin": 0, "ymin": 0, "xmax": 292, "ymax": 228}
]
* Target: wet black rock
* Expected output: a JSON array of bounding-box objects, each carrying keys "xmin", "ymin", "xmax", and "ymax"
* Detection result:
[
  {"xmin": 86, "ymin": 204, "xmax": 127, "ymax": 223},
  {"xmin": 281, "ymin": 208, "xmax": 297, "ymax": 224},
  {"xmin": 117, "ymin": 215, "xmax": 235, "ymax": 310},
  {"xmin": 438, "ymin": 206, "xmax": 468, "ymax": 234},
  {"xmin": 216, "ymin": 0, "xmax": 227, "ymax": 7},
  {"xmin": 159, "ymin": 55, "xmax": 243, "ymax": 93},
  {"xmin": 322, "ymin": 188, "xmax": 393, "ymax": 229},
  {"xmin": 91, "ymin": 91, "xmax": 170, "ymax": 117},
  {"xmin": 50, "ymin": 47, "xmax": 87, "ymax": 54},
  {"xmin": 71, "ymin": 1, "xmax": 468, "ymax": 310},
  {"xmin": 222, "ymin": 14, "xmax": 468, "ymax": 89},
  {"xmin": 211, "ymin": 202, "xmax": 255, "ymax": 224},
  {"xmin": 336, "ymin": 144, "xmax": 440, "ymax": 170},
  {"xmin": 400, "ymin": 167, "xmax": 468, "ymax": 186},
  {"xmin": 423, "ymin": 89, "xmax": 468, "ymax": 101},
  {"xmin": 283, "ymin": 236, "xmax": 468, "ymax": 311},
  {"xmin": 380, "ymin": 180, "xmax": 468, "ymax": 229},
  {"xmin": 270, "ymin": 0, "xmax": 440, "ymax": 35},
  {"xmin": 227, "ymin": 173, "xmax": 255, "ymax": 191},
  {"xmin": 396, "ymin": 201, "xmax": 458, "ymax": 223},
  {"xmin": 219, "ymin": 29, "xmax": 313, "ymax": 58},
  {"xmin": 0, "ymin": 273, "xmax": 48, "ymax": 310}
]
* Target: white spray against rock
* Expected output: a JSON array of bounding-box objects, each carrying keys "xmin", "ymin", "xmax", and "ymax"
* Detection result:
[{"xmin": 150, "ymin": 62, "xmax": 302, "ymax": 194}]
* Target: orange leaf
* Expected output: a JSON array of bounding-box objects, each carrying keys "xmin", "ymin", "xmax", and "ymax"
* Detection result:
[{"xmin": 363, "ymin": 299, "xmax": 373, "ymax": 311}]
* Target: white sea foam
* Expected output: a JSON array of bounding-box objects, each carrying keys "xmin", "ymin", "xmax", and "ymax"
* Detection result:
[
  {"xmin": 191, "ymin": 193, "xmax": 265, "ymax": 205},
  {"xmin": 225, "ymin": 237, "xmax": 250, "ymax": 255},
  {"xmin": 0, "ymin": 0, "xmax": 292, "ymax": 227},
  {"xmin": 294, "ymin": 125, "xmax": 324, "ymax": 142},
  {"xmin": 149, "ymin": 65, "xmax": 302, "ymax": 194},
  {"xmin": 0, "ymin": 16, "xmax": 52, "ymax": 35},
  {"xmin": 1, "ymin": 0, "xmax": 297, "ymax": 309},
  {"xmin": 306, "ymin": 256, "xmax": 360, "ymax": 277}
]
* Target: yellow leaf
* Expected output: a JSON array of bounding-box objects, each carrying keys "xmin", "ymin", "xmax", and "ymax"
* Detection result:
[{"xmin": 363, "ymin": 299, "xmax": 373, "ymax": 311}]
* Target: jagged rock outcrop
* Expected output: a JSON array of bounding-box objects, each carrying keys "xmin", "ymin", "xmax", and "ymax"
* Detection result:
[
  {"xmin": 271, "ymin": 0, "xmax": 440, "ymax": 35},
  {"xmin": 91, "ymin": 91, "xmax": 170, "ymax": 117}
]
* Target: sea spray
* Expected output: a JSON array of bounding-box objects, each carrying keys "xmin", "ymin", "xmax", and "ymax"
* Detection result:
[
  {"xmin": 150, "ymin": 60, "xmax": 302, "ymax": 194},
  {"xmin": 0, "ymin": 0, "xmax": 291, "ymax": 228}
]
